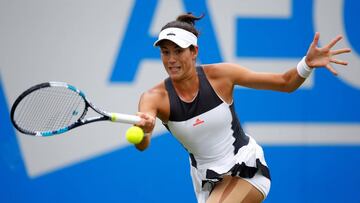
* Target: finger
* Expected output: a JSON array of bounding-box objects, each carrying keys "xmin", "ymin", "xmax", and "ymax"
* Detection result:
[
  {"xmin": 145, "ymin": 114, "xmax": 155, "ymax": 122},
  {"xmin": 142, "ymin": 113, "xmax": 150, "ymax": 119},
  {"xmin": 136, "ymin": 112, "xmax": 155, "ymax": 126},
  {"xmin": 330, "ymin": 58, "xmax": 348, "ymax": 66},
  {"xmin": 136, "ymin": 112, "xmax": 144, "ymax": 117},
  {"xmin": 136, "ymin": 112, "xmax": 149, "ymax": 121},
  {"xmin": 134, "ymin": 120, "xmax": 145, "ymax": 127},
  {"xmin": 331, "ymin": 48, "xmax": 352, "ymax": 55},
  {"xmin": 311, "ymin": 32, "xmax": 320, "ymax": 48},
  {"xmin": 325, "ymin": 64, "xmax": 338, "ymax": 75},
  {"xmin": 326, "ymin": 35, "xmax": 343, "ymax": 49},
  {"xmin": 149, "ymin": 116, "xmax": 156, "ymax": 125}
]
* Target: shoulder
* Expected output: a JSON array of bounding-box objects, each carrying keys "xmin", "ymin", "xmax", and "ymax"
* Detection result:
[
  {"xmin": 202, "ymin": 63, "xmax": 249, "ymax": 78},
  {"xmin": 201, "ymin": 63, "xmax": 251, "ymax": 86},
  {"xmin": 141, "ymin": 81, "xmax": 167, "ymax": 103},
  {"xmin": 139, "ymin": 81, "xmax": 170, "ymax": 121}
]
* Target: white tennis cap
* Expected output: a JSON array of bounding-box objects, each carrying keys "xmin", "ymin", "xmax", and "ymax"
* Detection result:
[{"xmin": 153, "ymin": 27, "xmax": 197, "ymax": 48}]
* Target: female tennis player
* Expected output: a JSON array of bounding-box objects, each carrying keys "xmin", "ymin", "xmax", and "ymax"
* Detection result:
[{"xmin": 134, "ymin": 13, "xmax": 351, "ymax": 203}]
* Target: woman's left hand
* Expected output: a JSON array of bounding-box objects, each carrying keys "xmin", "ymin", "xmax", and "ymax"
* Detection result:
[{"xmin": 305, "ymin": 32, "xmax": 351, "ymax": 75}]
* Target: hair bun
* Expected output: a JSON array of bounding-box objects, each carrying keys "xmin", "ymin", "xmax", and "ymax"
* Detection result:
[{"xmin": 176, "ymin": 13, "xmax": 204, "ymax": 26}]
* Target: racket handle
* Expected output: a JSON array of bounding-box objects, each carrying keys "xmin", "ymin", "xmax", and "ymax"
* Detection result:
[{"xmin": 110, "ymin": 113, "xmax": 141, "ymax": 124}]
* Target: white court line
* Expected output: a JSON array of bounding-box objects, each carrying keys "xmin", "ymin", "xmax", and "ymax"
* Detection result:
[{"xmin": 244, "ymin": 123, "xmax": 360, "ymax": 145}]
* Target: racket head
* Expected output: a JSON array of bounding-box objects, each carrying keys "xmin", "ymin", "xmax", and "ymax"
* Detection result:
[{"xmin": 10, "ymin": 82, "xmax": 90, "ymax": 136}]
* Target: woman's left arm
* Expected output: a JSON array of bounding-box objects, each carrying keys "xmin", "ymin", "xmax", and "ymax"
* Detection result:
[{"xmin": 222, "ymin": 32, "xmax": 351, "ymax": 92}]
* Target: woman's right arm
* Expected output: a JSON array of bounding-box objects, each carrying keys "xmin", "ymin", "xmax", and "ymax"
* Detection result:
[{"xmin": 134, "ymin": 88, "xmax": 162, "ymax": 151}]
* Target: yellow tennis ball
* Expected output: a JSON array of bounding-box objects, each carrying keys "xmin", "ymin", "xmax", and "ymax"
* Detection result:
[{"xmin": 125, "ymin": 126, "xmax": 144, "ymax": 144}]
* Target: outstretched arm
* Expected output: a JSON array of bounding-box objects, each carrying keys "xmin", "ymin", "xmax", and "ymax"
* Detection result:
[
  {"xmin": 134, "ymin": 91, "xmax": 157, "ymax": 151},
  {"xmin": 221, "ymin": 32, "xmax": 351, "ymax": 92}
]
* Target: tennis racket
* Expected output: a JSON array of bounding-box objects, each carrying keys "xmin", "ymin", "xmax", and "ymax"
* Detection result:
[{"xmin": 10, "ymin": 82, "xmax": 141, "ymax": 136}]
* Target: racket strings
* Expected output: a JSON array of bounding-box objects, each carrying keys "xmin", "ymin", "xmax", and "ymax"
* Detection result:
[
  {"xmin": 59, "ymin": 91, "xmax": 84, "ymax": 128},
  {"xmin": 14, "ymin": 87, "xmax": 85, "ymax": 133}
]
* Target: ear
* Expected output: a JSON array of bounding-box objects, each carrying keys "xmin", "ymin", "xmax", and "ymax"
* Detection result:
[{"xmin": 191, "ymin": 46, "xmax": 199, "ymax": 59}]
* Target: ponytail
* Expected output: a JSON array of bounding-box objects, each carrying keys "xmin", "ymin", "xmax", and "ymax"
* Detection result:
[
  {"xmin": 161, "ymin": 13, "xmax": 204, "ymax": 37},
  {"xmin": 176, "ymin": 13, "xmax": 204, "ymax": 27}
]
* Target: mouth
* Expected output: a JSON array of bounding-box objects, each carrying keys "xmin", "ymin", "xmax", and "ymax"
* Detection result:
[{"xmin": 168, "ymin": 66, "xmax": 181, "ymax": 74}]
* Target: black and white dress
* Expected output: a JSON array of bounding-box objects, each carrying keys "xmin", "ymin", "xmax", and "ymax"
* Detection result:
[{"xmin": 163, "ymin": 66, "xmax": 271, "ymax": 202}]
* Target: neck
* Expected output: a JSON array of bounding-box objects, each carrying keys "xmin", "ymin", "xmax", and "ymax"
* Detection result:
[{"xmin": 172, "ymin": 66, "xmax": 199, "ymax": 102}]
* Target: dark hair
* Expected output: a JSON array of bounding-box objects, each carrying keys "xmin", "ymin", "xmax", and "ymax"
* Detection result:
[{"xmin": 161, "ymin": 13, "xmax": 204, "ymax": 37}]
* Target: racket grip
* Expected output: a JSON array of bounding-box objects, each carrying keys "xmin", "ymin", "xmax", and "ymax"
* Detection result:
[{"xmin": 110, "ymin": 113, "xmax": 141, "ymax": 124}]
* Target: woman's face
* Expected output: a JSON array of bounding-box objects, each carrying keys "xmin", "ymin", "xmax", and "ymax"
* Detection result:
[{"xmin": 159, "ymin": 40, "xmax": 197, "ymax": 81}]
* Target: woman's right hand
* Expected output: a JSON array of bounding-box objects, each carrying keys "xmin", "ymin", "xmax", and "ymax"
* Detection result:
[
  {"xmin": 134, "ymin": 112, "xmax": 156, "ymax": 151},
  {"xmin": 136, "ymin": 112, "xmax": 156, "ymax": 134}
]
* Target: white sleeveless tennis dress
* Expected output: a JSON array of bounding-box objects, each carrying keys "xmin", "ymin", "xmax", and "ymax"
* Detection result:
[{"xmin": 163, "ymin": 66, "xmax": 271, "ymax": 202}]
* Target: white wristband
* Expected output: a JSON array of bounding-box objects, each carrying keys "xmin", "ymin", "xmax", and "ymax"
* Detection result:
[{"xmin": 296, "ymin": 56, "xmax": 313, "ymax": 78}]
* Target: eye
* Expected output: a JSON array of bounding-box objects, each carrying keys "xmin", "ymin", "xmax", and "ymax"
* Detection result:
[
  {"xmin": 161, "ymin": 50, "xmax": 169, "ymax": 56},
  {"xmin": 175, "ymin": 48, "xmax": 183, "ymax": 55}
]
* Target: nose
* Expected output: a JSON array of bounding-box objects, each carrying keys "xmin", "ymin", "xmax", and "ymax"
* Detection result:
[{"xmin": 168, "ymin": 53, "xmax": 177, "ymax": 64}]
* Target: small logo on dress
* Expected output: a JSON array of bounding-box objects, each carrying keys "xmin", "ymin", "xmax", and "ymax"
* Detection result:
[{"xmin": 193, "ymin": 118, "xmax": 204, "ymax": 127}]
